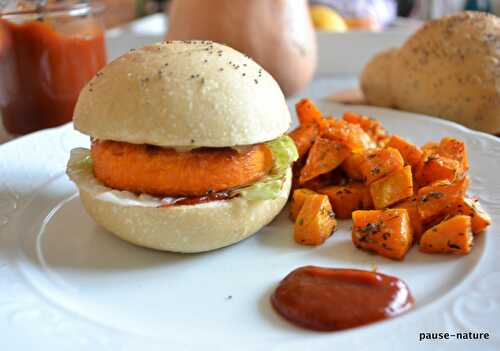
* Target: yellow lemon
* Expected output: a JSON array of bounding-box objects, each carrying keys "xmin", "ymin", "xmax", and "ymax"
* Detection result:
[{"xmin": 310, "ymin": 5, "xmax": 348, "ymax": 32}]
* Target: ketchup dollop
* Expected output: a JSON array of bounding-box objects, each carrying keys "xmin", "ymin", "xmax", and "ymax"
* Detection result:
[
  {"xmin": 271, "ymin": 266, "xmax": 414, "ymax": 331},
  {"xmin": 160, "ymin": 191, "xmax": 233, "ymax": 207}
]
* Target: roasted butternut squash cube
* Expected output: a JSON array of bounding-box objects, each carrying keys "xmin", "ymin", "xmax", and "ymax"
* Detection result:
[
  {"xmin": 321, "ymin": 119, "xmax": 376, "ymax": 151},
  {"xmin": 415, "ymin": 155, "xmax": 461, "ymax": 186},
  {"xmin": 358, "ymin": 147, "xmax": 404, "ymax": 184},
  {"xmin": 342, "ymin": 111, "xmax": 387, "ymax": 141},
  {"xmin": 296, "ymin": 99, "xmax": 323, "ymax": 126},
  {"xmin": 415, "ymin": 137, "xmax": 468, "ymax": 187},
  {"xmin": 370, "ymin": 165, "xmax": 413, "ymax": 209},
  {"xmin": 352, "ymin": 209, "xmax": 413, "ymax": 260},
  {"xmin": 438, "ymin": 137, "xmax": 468, "ymax": 172},
  {"xmin": 299, "ymin": 137, "xmax": 350, "ymax": 184},
  {"xmin": 419, "ymin": 215, "xmax": 473, "ymax": 255},
  {"xmin": 392, "ymin": 196, "xmax": 424, "ymax": 241},
  {"xmin": 290, "ymin": 188, "xmax": 318, "ymax": 221},
  {"xmin": 388, "ymin": 135, "xmax": 423, "ymax": 169},
  {"xmin": 318, "ymin": 183, "xmax": 373, "ymax": 219},
  {"xmin": 289, "ymin": 123, "xmax": 319, "ymax": 158},
  {"xmin": 294, "ymin": 194, "xmax": 336, "ymax": 245},
  {"xmin": 417, "ymin": 177, "xmax": 469, "ymax": 224},
  {"xmin": 421, "ymin": 142, "xmax": 439, "ymax": 154},
  {"xmin": 341, "ymin": 152, "xmax": 365, "ymax": 181},
  {"xmin": 452, "ymin": 197, "xmax": 491, "ymax": 235},
  {"xmin": 376, "ymin": 136, "xmax": 391, "ymax": 148}
]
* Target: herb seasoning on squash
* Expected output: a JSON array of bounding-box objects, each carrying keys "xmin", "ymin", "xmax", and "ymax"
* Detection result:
[
  {"xmin": 294, "ymin": 194, "xmax": 336, "ymax": 245},
  {"xmin": 287, "ymin": 98, "xmax": 491, "ymax": 258},
  {"xmin": 420, "ymin": 215, "xmax": 473, "ymax": 254},
  {"xmin": 352, "ymin": 209, "xmax": 413, "ymax": 260}
]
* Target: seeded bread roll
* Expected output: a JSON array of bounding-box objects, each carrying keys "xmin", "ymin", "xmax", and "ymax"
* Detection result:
[
  {"xmin": 68, "ymin": 41, "xmax": 295, "ymax": 253},
  {"xmin": 74, "ymin": 41, "xmax": 291, "ymax": 147},
  {"xmin": 361, "ymin": 12, "xmax": 500, "ymax": 134}
]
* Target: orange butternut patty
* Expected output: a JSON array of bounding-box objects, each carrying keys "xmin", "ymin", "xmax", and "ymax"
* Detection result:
[{"xmin": 91, "ymin": 140, "xmax": 274, "ymax": 197}]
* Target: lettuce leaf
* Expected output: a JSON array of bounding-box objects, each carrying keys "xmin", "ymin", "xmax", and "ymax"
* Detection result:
[
  {"xmin": 234, "ymin": 135, "xmax": 298, "ymax": 200},
  {"xmin": 74, "ymin": 153, "xmax": 93, "ymax": 168}
]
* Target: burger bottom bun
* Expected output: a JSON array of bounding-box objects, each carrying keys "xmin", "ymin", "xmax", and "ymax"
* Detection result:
[{"xmin": 68, "ymin": 149, "xmax": 291, "ymax": 253}]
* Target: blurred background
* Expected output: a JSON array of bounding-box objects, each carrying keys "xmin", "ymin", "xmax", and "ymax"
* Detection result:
[
  {"xmin": 103, "ymin": 0, "xmax": 500, "ymax": 28},
  {"xmin": 2, "ymin": 0, "xmax": 495, "ymax": 29}
]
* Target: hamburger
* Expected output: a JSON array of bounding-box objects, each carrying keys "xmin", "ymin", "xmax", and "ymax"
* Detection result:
[{"xmin": 66, "ymin": 41, "xmax": 297, "ymax": 253}]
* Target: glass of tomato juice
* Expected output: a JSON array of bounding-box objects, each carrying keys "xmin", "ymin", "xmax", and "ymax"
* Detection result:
[{"xmin": 0, "ymin": 2, "xmax": 107, "ymax": 135}]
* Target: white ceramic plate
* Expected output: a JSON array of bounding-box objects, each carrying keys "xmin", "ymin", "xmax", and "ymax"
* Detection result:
[{"xmin": 0, "ymin": 104, "xmax": 499, "ymax": 351}]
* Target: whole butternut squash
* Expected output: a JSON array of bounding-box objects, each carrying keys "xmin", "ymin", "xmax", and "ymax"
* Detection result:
[{"xmin": 166, "ymin": 0, "xmax": 317, "ymax": 96}]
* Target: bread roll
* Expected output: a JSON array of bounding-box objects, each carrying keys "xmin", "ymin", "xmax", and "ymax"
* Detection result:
[
  {"xmin": 68, "ymin": 41, "xmax": 296, "ymax": 252},
  {"xmin": 361, "ymin": 12, "xmax": 500, "ymax": 134},
  {"xmin": 360, "ymin": 48, "xmax": 397, "ymax": 108},
  {"xmin": 74, "ymin": 41, "xmax": 291, "ymax": 147}
]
